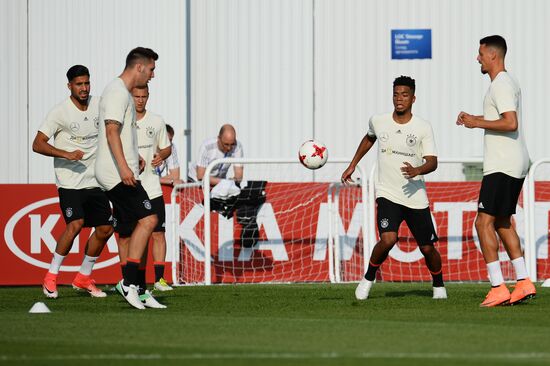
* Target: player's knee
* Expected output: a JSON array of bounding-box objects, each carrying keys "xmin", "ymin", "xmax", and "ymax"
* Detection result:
[
  {"xmin": 95, "ymin": 224, "xmax": 114, "ymax": 240},
  {"xmin": 140, "ymin": 214, "xmax": 158, "ymax": 231},
  {"xmin": 419, "ymin": 244, "xmax": 435, "ymax": 257},
  {"xmin": 379, "ymin": 233, "xmax": 398, "ymax": 248},
  {"xmin": 66, "ymin": 219, "xmax": 84, "ymax": 236},
  {"xmin": 475, "ymin": 215, "xmax": 493, "ymax": 233}
]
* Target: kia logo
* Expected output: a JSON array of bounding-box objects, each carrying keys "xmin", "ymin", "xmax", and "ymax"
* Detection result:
[{"xmin": 4, "ymin": 197, "xmax": 120, "ymax": 271}]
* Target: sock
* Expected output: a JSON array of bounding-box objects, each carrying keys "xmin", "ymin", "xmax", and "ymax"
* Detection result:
[
  {"xmin": 124, "ymin": 259, "xmax": 139, "ymax": 287},
  {"xmin": 365, "ymin": 261, "xmax": 381, "ymax": 281},
  {"xmin": 48, "ymin": 252, "xmax": 66, "ymax": 275},
  {"xmin": 138, "ymin": 267, "xmax": 146, "ymax": 295},
  {"xmin": 154, "ymin": 262, "xmax": 165, "ymax": 282},
  {"xmin": 79, "ymin": 255, "xmax": 98, "ymax": 276},
  {"xmin": 487, "ymin": 261, "xmax": 504, "ymax": 287},
  {"xmin": 120, "ymin": 263, "xmax": 127, "ymax": 279},
  {"xmin": 430, "ymin": 269, "xmax": 444, "ymax": 287},
  {"xmin": 511, "ymin": 257, "xmax": 528, "ymax": 281}
]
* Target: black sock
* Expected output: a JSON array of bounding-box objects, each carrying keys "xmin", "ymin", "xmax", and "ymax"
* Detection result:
[
  {"xmin": 365, "ymin": 262, "xmax": 381, "ymax": 281},
  {"xmin": 124, "ymin": 261, "xmax": 139, "ymax": 286},
  {"xmin": 120, "ymin": 264, "xmax": 127, "ymax": 279},
  {"xmin": 138, "ymin": 268, "xmax": 146, "ymax": 295},
  {"xmin": 154, "ymin": 263, "xmax": 165, "ymax": 282},
  {"xmin": 431, "ymin": 271, "xmax": 444, "ymax": 287}
]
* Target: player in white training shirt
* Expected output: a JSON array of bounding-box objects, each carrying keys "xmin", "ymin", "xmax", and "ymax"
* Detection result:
[
  {"xmin": 115, "ymin": 85, "xmax": 173, "ymax": 301},
  {"xmin": 457, "ymin": 35, "xmax": 535, "ymax": 307},
  {"xmin": 95, "ymin": 47, "xmax": 161, "ymax": 310},
  {"xmin": 159, "ymin": 124, "xmax": 184, "ymax": 186},
  {"xmin": 342, "ymin": 76, "xmax": 447, "ymax": 301},
  {"xmin": 32, "ymin": 65, "xmax": 114, "ymax": 299}
]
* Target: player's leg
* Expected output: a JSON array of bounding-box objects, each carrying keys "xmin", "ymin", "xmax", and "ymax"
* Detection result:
[
  {"xmin": 43, "ymin": 188, "xmax": 85, "ymax": 298},
  {"xmin": 137, "ymin": 240, "xmax": 166, "ymax": 309},
  {"xmin": 493, "ymin": 174, "xmax": 536, "ymax": 304},
  {"xmin": 355, "ymin": 198, "xmax": 401, "ymax": 300},
  {"xmin": 405, "ymin": 206, "xmax": 446, "ymax": 299},
  {"xmin": 476, "ymin": 173, "xmax": 511, "ymax": 306},
  {"xmin": 150, "ymin": 196, "xmax": 172, "ymax": 291},
  {"xmin": 72, "ymin": 188, "xmax": 114, "ymax": 297}
]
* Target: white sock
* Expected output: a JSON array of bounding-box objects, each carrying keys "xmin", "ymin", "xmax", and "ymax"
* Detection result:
[
  {"xmin": 79, "ymin": 255, "xmax": 98, "ymax": 276},
  {"xmin": 487, "ymin": 261, "xmax": 504, "ymax": 286},
  {"xmin": 511, "ymin": 257, "xmax": 528, "ymax": 281},
  {"xmin": 48, "ymin": 252, "xmax": 65, "ymax": 275}
]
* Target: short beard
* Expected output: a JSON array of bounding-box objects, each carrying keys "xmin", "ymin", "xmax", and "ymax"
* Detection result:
[{"xmin": 395, "ymin": 110, "xmax": 406, "ymax": 116}]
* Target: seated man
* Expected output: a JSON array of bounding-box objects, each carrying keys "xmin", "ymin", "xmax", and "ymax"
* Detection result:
[{"xmin": 189, "ymin": 124, "xmax": 243, "ymax": 186}]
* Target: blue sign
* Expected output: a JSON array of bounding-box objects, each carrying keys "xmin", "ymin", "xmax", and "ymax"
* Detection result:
[{"xmin": 391, "ymin": 29, "xmax": 432, "ymax": 60}]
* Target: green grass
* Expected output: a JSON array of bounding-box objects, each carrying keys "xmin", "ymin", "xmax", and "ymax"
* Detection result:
[{"xmin": 0, "ymin": 283, "xmax": 549, "ymax": 366}]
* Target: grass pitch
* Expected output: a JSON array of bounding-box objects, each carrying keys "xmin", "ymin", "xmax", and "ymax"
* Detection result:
[{"xmin": 0, "ymin": 283, "xmax": 549, "ymax": 366}]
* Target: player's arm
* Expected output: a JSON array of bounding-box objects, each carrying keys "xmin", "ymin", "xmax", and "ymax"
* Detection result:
[
  {"xmin": 233, "ymin": 166, "xmax": 243, "ymax": 183},
  {"xmin": 105, "ymin": 120, "xmax": 136, "ymax": 186},
  {"xmin": 457, "ymin": 111, "xmax": 518, "ymax": 132},
  {"xmin": 196, "ymin": 166, "xmax": 222, "ymax": 187},
  {"xmin": 401, "ymin": 155, "xmax": 437, "ymax": 179},
  {"xmin": 32, "ymin": 131, "xmax": 84, "ymax": 161},
  {"xmin": 341, "ymin": 134, "xmax": 376, "ymax": 184},
  {"xmin": 151, "ymin": 146, "xmax": 172, "ymax": 167}
]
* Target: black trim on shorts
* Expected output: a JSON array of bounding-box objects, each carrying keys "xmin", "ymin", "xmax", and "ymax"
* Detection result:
[
  {"xmin": 478, "ymin": 172, "xmax": 524, "ymax": 217},
  {"xmin": 376, "ymin": 197, "xmax": 438, "ymax": 246},
  {"xmin": 58, "ymin": 187, "xmax": 113, "ymax": 227}
]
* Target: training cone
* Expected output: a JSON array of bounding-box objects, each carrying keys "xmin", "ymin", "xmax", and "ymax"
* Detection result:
[
  {"xmin": 542, "ymin": 279, "xmax": 550, "ymax": 288},
  {"xmin": 29, "ymin": 302, "xmax": 51, "ymax": 313}
]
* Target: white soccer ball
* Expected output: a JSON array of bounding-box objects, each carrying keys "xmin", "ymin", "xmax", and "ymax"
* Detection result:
[{"xmin": 299, "ymin": 139, "xmax": 328, "ymax": 170}]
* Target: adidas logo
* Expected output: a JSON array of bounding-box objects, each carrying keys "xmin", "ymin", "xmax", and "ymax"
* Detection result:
[
  {"xmin": 396, "ymin": 130, "xmax": 402, "ymax": 134},
  {"xmin": 84, "ymin": 117, "xmax": 88, "ymax": 121},
  {"xmin": 478, "ymin": 202, "xmax": 485, "ymax": 209},
  {"xmin": 430, "ymin": 233, "xmax": 435, "ymax": 240}
]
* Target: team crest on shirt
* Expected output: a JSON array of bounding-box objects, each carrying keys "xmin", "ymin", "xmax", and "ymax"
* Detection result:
[
  {"xmin": 406, "ymin": 134, "xmax": 417, "ymax": 147},
  {"xmin": 146, "ymin": 126, "xmax": 155, "ymax": 138},
  {"xmin": 94, "ymin": 117, "xmax": 99, "ymax": 129},
  {"xmin": 380, "ymin": 218, "xmax": 389, "ymax": 229},
  {"xmin": 65, "ymin": 207, "xmax": 73, "ymax": 218},
  {"xmin": 143, "ymin": 200, "xmax": 152, "ymax": 210},
  {"xmin": 70, "ymin": 122, "xmax": 80, "ymax": 132},
  {"xmin": 379, "ymin": 132, "xmax": 389, "ymax": 142}
]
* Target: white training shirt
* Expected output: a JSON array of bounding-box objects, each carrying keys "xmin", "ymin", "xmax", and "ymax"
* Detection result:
[
  {"xmin": 137, "ymin": 111, "xmax": 170, "ymax": 199},
  {"xmin": 368, "ymin": 113, "xmax": 437, "ymax": 209},
  {"xmin": 38, "ymin": 96, "xmax": 101, "ymax": 189},
  {"xmin": 482, "ymin": 71, "xmax": 530, "ymax": 179},
  {"xmin": 188, "ymin": 137, "xmax": 243, "ymax": 181},
  {"xmin": 95, "ymin": 78, "xmax": 139, "ymax": 191},
  {"xmin": 159, "ymin": 144, "xmax": 180, "ymax": 177}
]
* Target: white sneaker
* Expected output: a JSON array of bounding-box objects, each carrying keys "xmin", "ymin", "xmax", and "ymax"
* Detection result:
[
  {"xmin": 355, "ymin": 278, "xmax": 373, "ymax": 300},
  {"xmin": 433, "ymin": 286, "xmax": 447, "ymax": 299},
  {"xmin": 116, "ymin": 280, "xmax": 145, "ymax": 310},
  {"xmin": 153, "ymin": 278, "xmax": 173, "ymax": 292},
  {"xmin": 140, "ymin": 290, "xmax": 167, "ymax": 309}
]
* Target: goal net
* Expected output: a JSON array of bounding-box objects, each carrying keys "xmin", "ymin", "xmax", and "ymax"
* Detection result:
[{"xmin": 171, "ymin": 158, "xmax": 535, "ymax": 285}]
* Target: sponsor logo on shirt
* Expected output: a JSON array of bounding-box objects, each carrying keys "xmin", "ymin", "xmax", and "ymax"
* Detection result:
[{"xmin": 70, "ymin": 122, "xmax": 80, "ymax": 132}]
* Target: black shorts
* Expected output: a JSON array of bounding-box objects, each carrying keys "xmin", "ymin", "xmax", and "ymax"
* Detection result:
[
  {"xmin": 376, "ymin": 197, "xmax": 438, "ymax": 246},
  {"xmin": 106, "ymin": 182, "xmax": 155, "ymax": 237},
  {"xmin": 114, "ymin": 195, "xmax": 165, "ymax": 237},
  {"xmin": 478, "ymin": 172, "xmax": 524, "ymax": 216},
  {"xmin": 58, "ymin": 187, "xmax": 113, "ymax": 227}
]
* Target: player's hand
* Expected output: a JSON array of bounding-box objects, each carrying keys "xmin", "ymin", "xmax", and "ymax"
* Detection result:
[
  {"xmin": 341, "ymin": 166, "xmax": 355, "ymax": 185},
  {"xmin": 65, "ymin": 149, "xmax": 84, "ymax": 161},
  {"xmin": 401, "ymin": 162, "xmax": 419, "ymax": 179},
  {"xmin": 138, "ymin": 155, "xmax": 146, "ymax": 173},
  {"xmin": 151, "ymin": 153, "xmax": 163, "ymax": 167},
  {"xmin": 120, "ymin": 165, "xmax": 137, "ymax": 187},
  {"xmin": 457, "ymin": 111, "xmax": 477, "ymax": 128},
  {"xmin": 456, "ymin": 111, "xmax": 466, "ymax": 126}
]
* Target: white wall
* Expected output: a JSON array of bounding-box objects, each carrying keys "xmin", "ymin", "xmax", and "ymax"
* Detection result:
[{"xmin": 1, "ymin": 0, "xmax": 549, "ymax": 183}]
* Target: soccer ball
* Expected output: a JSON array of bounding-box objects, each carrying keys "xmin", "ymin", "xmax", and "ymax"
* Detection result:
[{"xmin": 299, "ymin": 139, "xmax": 328, "ymax": 170}]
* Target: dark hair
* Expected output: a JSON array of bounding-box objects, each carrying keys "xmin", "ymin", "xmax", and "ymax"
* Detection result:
[
  {"xmin": 166, "ymin": 124, "xmax": 174, "ymax": 136},
  {"xmin": 480, "ymin": 35, "xmax": 507, "ymax": 56},
  {"xmin": 66, "ymin": 65, "xmax": 89, "ymax": 82},
  {"xmin": 125, "ymin": 47, "xmax": 159, "ymax": 69},
  {"xmin": 393, "ymin": 75, "xmax": 415, "ymax": 94}
]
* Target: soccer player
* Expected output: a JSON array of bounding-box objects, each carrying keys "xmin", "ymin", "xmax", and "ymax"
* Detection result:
[
  {"xmin": 342, "ymin": 75, "xmax": 447, "ymax": 301},
  {"xmin": 457, "ymin": 35, "xmax": 535, "ymax": 307},
  {"xmin": 115, "ymin": 85, "xmax": 172, "ymax": 307},
  {"xmin": 95, "ymin": 47, "xmax": 159, "ymax": 310},
  {"xmin": 32, "ymin": 65, "xmax": 114, "ymax": 299},
  {"xmin": 159, "ymin": 124, "xmax": 184, "ymax": 186},
  {"xmin": 188, "ymin": 124, "xmax": 243, "ymax": 186}
]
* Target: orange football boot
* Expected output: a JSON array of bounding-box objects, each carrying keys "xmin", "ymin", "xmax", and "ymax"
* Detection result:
[
  {"xmin": 510, "ymin": 278, "xmax": 536, "ymax": 305},
  {"xmin": 480, "ymin": 284, "xmax": 510, "ymax": 307}
]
